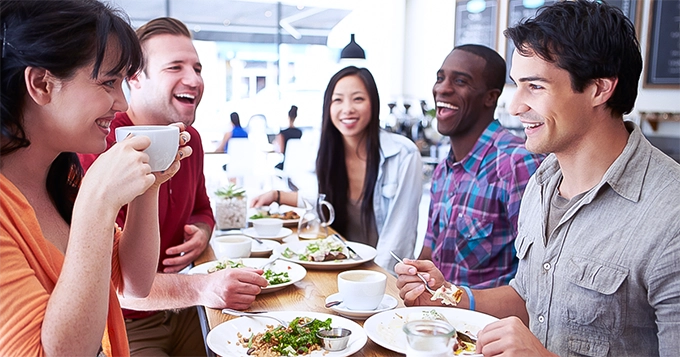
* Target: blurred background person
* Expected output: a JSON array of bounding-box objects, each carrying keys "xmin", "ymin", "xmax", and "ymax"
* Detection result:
[
  {"xmin": 215, "ymin": 111, "xmax": 248, "ymax": 152},
  {"xmin": 274, "ymin": 105, "xmax": 303, "ymax": 170},
  {"xmin": 252, "ymin": 66, "xmax": 423, "ymax": 273}
]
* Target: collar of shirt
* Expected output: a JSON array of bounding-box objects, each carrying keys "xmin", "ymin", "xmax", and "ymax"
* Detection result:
[
  {"xmin": 533, "ymin": 121, "xmax": 647, "ymax": 204},
  {"xmin": 445, "ymin": 120, "xmax": 501, "ymax": 175},
  {"xmin": 378, "ymin": 129, "xmax": 404, "ymax": 160}
]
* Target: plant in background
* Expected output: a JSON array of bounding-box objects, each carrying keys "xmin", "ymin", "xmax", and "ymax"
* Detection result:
[
  {"xmin": 215, "ymin": 183, "xmax": 246, "ymax": 199},
  {"xmin": 214, "ymin": 183, "xmax": 247, "ymax": 229}
]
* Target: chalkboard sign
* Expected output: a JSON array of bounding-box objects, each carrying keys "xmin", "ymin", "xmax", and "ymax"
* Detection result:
[
  {"xmin": 607, "ymin": 0, "xmax": 639, "ymax": 28},
  {"xmin": 504, "ymin": 0, "xmax": 641, "ymax": 84},
  {"xmin": 454, "ymin": 0, "xmax": 498, "ymax": 50},
  {"xmin": 645, "ymin": 0, "xmax": 680, "ymax": 87},
  {"xmin": 504, "ymin": 0, "xmax": 556, "ymax": 84}
]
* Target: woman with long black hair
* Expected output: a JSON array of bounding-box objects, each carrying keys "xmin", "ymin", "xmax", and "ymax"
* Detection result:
[{"xmin": 253, "ymin": 66, "xmax": 422, "ymax": 272}]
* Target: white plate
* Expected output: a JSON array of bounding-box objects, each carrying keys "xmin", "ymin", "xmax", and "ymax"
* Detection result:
[
  {"xmin": 188, "ymin": 258, "xmax": 306, "ymax": 293},
  {"xmin": 363, "ymin": 306, "xmax": 498, "ymax": 355},
  {"xmin": 325, "ymin": 293, "xmax": 398, "ymax": 320},
  {"xmin": 250, "ymin": 240, "xmax": 281, "ymax": 257},
  {"xmin": 242, "ymin": 227, "xmax": 293, "ymax": 241},
  {"xmin": 207, "ymin": 310, "xmax": 367, "ymax": 357},
  {"xmin": 275, "ymin": 241, "xmax": 377, "ymax": 270},
  {"xmin": 248, "ymin": 206, "xmax": 303, "ymax": 227}
]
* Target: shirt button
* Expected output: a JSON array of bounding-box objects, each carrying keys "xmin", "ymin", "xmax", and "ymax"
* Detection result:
[
  {"xmin": 543, "ymin": 262, "xmax": 551, "ymax": 271},
  {"xmin": 538, "ymin": 315, "xmax": 545, "ymax": 323}
]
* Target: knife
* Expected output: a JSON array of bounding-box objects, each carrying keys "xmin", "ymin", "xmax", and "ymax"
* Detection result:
[{"xmin": 331, "ymin": 233, "xmax": 363, "ymax": 260}]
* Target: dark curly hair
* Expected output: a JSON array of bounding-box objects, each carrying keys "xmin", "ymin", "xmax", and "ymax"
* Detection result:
[{"xmin": 504, "ymin": 0, "xmax": 642, "ymax": 117}]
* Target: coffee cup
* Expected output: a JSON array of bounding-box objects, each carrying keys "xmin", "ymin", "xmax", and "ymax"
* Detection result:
[
  {"xmin": 337, "ymin": 270, "xmax": 386, "ymax": 310},
  {"xmin": 212, "ymin": 235, "xmax": 251, "ymax": 259},
  {"xmin": 114, "ymin": 125, "xmax": 179, "ymax": 172}
]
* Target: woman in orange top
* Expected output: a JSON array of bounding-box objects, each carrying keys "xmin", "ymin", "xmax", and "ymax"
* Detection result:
[{"xmin": 0, "ymin": 1, "xmax": 191, "ymax": 356}]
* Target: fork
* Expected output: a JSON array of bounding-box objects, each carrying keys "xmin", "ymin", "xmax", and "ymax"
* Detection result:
[
  {"xmin": 331, "ymin": 234, "xmax": 363, "ymax": 260},
  {"xmin": 256, "ymin": 252, "xmax": 280, "ymax": 269},
  {"xmin": 221, "ymin": 308, "xmax": 314, "ymax": 327},
  {"xmin": 389, "ymin": 251, "xmax": 436, "ymax": 295}
]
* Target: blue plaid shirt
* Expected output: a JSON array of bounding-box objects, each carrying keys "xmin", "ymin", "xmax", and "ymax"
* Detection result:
[{"xmin": 424, "ymin": 121, "xmax": 543, "ymax": 288}]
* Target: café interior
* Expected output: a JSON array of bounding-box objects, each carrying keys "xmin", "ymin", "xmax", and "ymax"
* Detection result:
[{"xmin": 101, "ymin": 0, "xmax": 680, "ymax": 355}]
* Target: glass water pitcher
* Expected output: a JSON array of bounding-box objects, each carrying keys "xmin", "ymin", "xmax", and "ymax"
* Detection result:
[{"xmin": 297, "ymin": 194, "xmax": 335, "ymax": 239}]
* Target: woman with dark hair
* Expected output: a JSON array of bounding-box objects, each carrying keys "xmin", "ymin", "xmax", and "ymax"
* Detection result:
[
  {"xmin": 253, "ymin": 66, "xmax": 423, "ymax": 272},
  {"xmin": 0, "ymin": 1, "xmax": 191, "ymax": 355},
  {"xmin": 274, "ymin": 105, "xmax": 303, "ymax": 169},
  {"xmin": 215, "ymin": 111, "xmax": 248, "ymax": 152}
]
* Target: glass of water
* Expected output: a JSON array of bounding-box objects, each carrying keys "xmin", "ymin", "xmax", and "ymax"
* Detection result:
[{"xmin": 403, "ymin": 319, "xmax": 456, "ymax": 357}]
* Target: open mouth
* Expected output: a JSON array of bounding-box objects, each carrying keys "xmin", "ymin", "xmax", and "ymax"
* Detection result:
[
  {"xmin": 174, "ymin": 93, "xmax": 196, "ymax": 104},
  {"xmin": 95, "ymin": 118, "xmax": 112, "ymax": 129},
  {"xmin": 340, "ymin": 118, "xmax": 359, "ymax": 124},
  {"xmin": 522, "ymin": 122, "xmax": 544, "ymax": 129},
  {"xmin": 436, "ymin": 101, "xmax": 459, "ymax": 116}
]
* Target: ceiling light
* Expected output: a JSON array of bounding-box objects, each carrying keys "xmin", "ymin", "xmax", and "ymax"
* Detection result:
[{"xmin": 340, "ymin": 34, "xmax": 365, "ymax": 59}]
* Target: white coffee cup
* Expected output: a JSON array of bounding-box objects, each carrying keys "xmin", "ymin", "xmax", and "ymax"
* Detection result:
[
  {"xmin": 252, "ymin": 218, "xmax": 283, "ymax": 236},
  {"xmin": 337, "ymin": 270, "xmax": 387, "ymax": 310},
  {"xmin": 114, "ymin": 125, "xmax": 179, "ymax": 172},
  {"xmin": 212, "ymin": 235, "xmax": 252, "ymax": 259}
]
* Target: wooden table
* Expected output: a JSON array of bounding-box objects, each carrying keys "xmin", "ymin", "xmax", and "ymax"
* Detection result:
[{"xmin": 195, "ymin": 228, "xmax": 404, "ymax": 356}]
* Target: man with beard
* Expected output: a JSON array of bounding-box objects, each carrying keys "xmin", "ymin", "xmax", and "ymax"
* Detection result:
[
  {"xmin": 416, "ymin": 44, "xmax": 543, "ymax": 290},
  {"xmin": 79, "ymin": 18, "xmax": 267, "ymax": 356}
]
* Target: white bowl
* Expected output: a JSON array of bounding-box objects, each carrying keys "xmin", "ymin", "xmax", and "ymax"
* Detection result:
[
  {"xmin": 252, "ymin": 218, "xmax": 283, "ymax": 236},
  {"xmin": 212, "ymin": 235, "xmax": 251, "ymax": 259}
]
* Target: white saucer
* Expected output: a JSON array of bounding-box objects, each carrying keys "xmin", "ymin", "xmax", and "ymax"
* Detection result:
[
  {"xmin": 325, "ymin": 293, "xmax": 398, "ymax": 320},
  {"xmin": 249, "ymin": 239, "xmax": 281, "ymax": 257},
  {"xmin": 242, "ymin": 227, "xmax": 293, "ymax": 241}
]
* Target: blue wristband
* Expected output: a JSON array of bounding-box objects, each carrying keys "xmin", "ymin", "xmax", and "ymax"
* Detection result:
[{"xmin": 461, "ymin": 285, "xmax": 475, "ymax": 311}]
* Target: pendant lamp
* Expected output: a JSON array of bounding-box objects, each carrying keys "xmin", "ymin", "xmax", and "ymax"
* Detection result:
[{"xmin": 340, "ymin": 34, "xmax": 365, "ymax": 59}]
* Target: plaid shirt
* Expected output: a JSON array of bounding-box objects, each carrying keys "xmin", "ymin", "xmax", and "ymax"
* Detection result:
[{"xmin": 424, "ymin": 121, "xmax": 543, "ymax": 288}]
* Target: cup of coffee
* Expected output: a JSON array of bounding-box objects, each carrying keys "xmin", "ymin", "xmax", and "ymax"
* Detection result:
[
  {"xmin": 212, "ymin": 235, "xmax": 252, "ymax": 259},
  {"xmin": 115, "ymin": 125, "xmax": 179, "ymax": 172},
  {"xmin": 337, "ymin": 270, "xmax": 386, "ymax": 310}
]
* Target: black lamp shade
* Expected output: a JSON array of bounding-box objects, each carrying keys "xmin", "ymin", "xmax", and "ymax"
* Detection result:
[{"xmin": 340, "ymin": 34, "xmax": 365, "ymax": 59}]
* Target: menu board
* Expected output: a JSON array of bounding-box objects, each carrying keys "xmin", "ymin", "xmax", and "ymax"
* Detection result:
[
  {"xmin": 454, "ymin": 0, "xmax": 498, "ymax": 49},
  {"xmin": 504, "ymin": 0, "xmax": 556, "ymax": 84},
  {"xmin": 607, "ymin": 0, "xmax": 639, "ymax": 27},
  {"xmin": 645, "ymin": 0, "xmax": 680, "ymax": 86},
  {"xmin": 504, "ymin": 0, "xmax": 640, "ymax": 84}
]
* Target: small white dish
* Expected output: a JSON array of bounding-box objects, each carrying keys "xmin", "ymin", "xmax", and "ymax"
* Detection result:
[
  {"xmin": 252, "ymin": 218, "xmax": 283, "ymax": 236},
  {"xmin": 242, "ymin": 227, "xmax": 293, "ymax": 241},
  {"xmin": 325, "ymin": 293, "xmax": 398, "ymax": 320},
  {"xmin": 250, "ymin": 240, "xmax": 281, "ymax": 257}
]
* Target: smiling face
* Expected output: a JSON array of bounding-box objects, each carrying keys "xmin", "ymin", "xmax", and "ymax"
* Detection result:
[
  {"xmin": 329, "ymin": 75, "xmax": 372, "ymax": 141},
  {"xmin": 36, "ymin": 41, "xmax": 128, "ymax": 155},
  {"xmin": 432, "ymin": 49, "xmax": 492, "ymax": 139},
  {"xmin": 130, "ymin": 34, "xmax": 203, "ymax": 126},
  {"xmin": 508, "ymin": 49, "xmax": 595, "ymax": 155}
]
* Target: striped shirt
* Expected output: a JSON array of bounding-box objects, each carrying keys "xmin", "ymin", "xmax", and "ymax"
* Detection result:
[{"xmin": 424, "ymin": 121, "xmax": 543, "ymax": 288}]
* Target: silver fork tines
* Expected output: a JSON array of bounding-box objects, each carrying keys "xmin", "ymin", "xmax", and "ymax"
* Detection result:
[
  {"xmin": 221, "ymin": 308, "xmax": 287, "ymax": 326},
  {"xmin": 389, "ymin": 251, "xmax": 436, "ymax": 295}
]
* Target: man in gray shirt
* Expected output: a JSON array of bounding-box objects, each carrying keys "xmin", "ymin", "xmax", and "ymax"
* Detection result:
[{"xmin": 395, "ymin": 1, "xmax": 680, "ymax": 356}]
